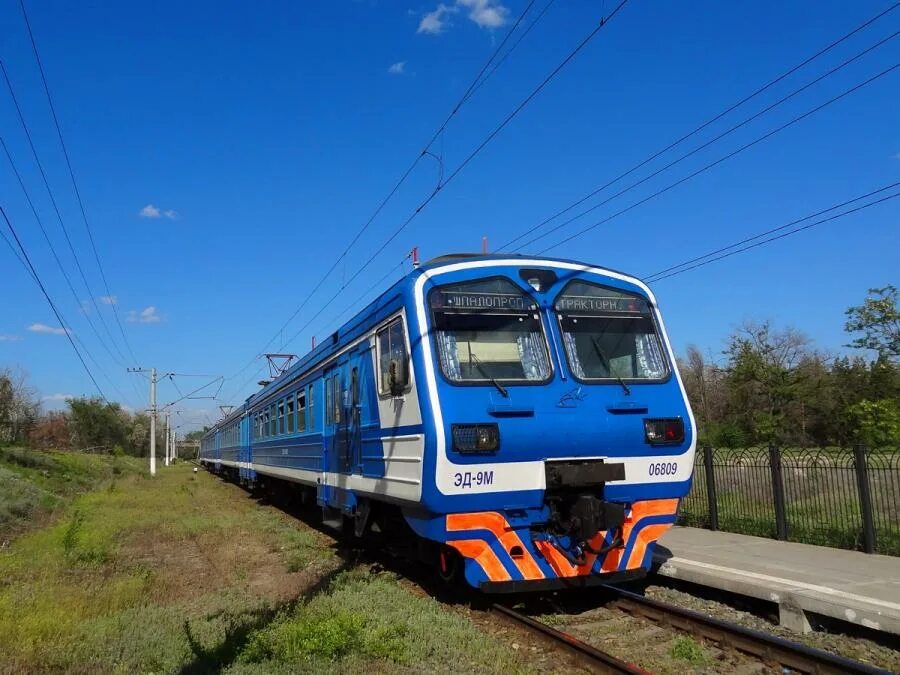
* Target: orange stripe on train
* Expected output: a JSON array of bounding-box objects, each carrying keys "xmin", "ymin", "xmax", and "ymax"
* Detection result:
[
  {"xmin": 447, "ymin": 539, "xmax": 511, "ymax": 582},
  {"xmin": 447, "ymin": 512, "xmax": 544, "ymax": 580}
]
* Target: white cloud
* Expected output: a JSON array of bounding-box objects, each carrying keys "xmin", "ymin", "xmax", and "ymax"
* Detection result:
[
  {"xmin": 388, "ymin": 61, "xmax": 406, "ymax": 75},
  {"xmin": 127, "ymin": 306, "xmax": 161, "ymax": 324},
  {"xmin": 0, "ymin": 334, "xmax": 22, "ymax": 342},
  {"xmin": 457, "ymin": 0, "xmax": 508, "ymax": 28},
  {"xmin": 99, "ymin": 295, "xmax": 118, "ymax": 305},
  {"xmin": 163, "ymin": 209, "xmax": 178, "ymax": 219},
  {"xmin": 27, "ymin": 323, "xmax": 69, "ymax": 336},
  {"xmin": 418, "ymin": 3, "xmax": 457, "ymax": 34},
  {"xmin": 418, "ymin": 0, "xmax": 508, "ymax": 34},
  {"xmin": 139, "ymin": 204, "xmax": 161, "ymax": 218},
  {"xmin": 42, "ymin": 393, "xmax": 74, "ymax": 402}
]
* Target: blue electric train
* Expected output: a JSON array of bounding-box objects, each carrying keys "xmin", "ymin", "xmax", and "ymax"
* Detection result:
[{"xmin": 200, "ymin": 254, "xmax": 695, "ymax": 592}]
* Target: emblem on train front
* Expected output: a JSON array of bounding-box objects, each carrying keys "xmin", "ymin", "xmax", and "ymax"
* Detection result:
[{"xmin": 557, "ymin": 386, "xmax": 586, "ymax": 408}]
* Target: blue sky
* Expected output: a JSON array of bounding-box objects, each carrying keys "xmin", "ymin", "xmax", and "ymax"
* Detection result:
[{"xmin": 1, "ymin": 0, "xmax": 898, "ymax": 430}]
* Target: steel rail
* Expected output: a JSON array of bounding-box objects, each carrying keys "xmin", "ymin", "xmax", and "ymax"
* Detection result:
[
  {"xmin": 491, "ymin": 603, "xmax": 648, "ymax": 674},
  {"xmin": 603, "ymin": 586, "xmax": 889, "ymax": 675}
]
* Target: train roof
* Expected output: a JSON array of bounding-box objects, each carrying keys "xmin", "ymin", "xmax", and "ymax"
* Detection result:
[{"xmin": 203, "ymin": 253, "xmax": 648, "ymax": 434}]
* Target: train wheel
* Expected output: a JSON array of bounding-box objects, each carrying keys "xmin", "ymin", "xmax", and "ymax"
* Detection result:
[{"xmin": 437, "ymin": 545, "xmax": 462, "ymax": 584}]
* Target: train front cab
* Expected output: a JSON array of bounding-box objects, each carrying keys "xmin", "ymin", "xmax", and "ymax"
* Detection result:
[{"xmin": 403, "ymin": 258, "xmax": 696, "ymax": 592}]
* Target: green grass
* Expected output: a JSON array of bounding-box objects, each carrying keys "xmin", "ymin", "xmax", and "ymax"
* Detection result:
[
  {"xmin": 0, "ymin": 452, "xmax": 534, "ymax": 673},
  {"xmin": 0, "ymin": 446, "xmax": 144, "ymax": 540},
  {"xmin": 232, "ymin": 568, "xmax": 532, "ymax": 673},
  {"xmin": 669, "ymin": 636, "xmax": 709, "ymax": 666}
]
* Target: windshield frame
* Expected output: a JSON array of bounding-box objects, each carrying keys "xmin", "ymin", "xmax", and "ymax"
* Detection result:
[
  {"xmin": 428, "ymin": 276, "xmax": 555, "ymax": 388},
  {"xmin": 554, "ymin": 280, "xmax": 671, "ymax": 385}
]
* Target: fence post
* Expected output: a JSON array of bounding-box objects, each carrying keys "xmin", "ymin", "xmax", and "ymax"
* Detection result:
[
  {"xmin": 853, "ymin": 444, "xmax": 876, "ymax": 554},
  {"xmin": 703, "ymin": 445, "xmax": 719, "ymax": 531},
  {"xmin": 769, "ymin": 444, "xmax": 788, "ymax": 541}
]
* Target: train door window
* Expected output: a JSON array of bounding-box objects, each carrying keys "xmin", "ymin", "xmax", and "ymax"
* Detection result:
[
  {"xmin": 307, "ymin": 384, "xmax": 315, "ymax": 431},
  {"xmin": 332, "ymin": 375, "xmax": 341, "ymax": 423},
  {"xmin": 298, "ymin": 390, "xmax": 306, "ymax": 431},
  {"xmin": 325, "ymin": 377, "xmax": 333, "ymax": 425},
  {"xmin": 377, "ymin": 317, "xmax": 409, "ymax": 395},
  {"xmin": 351, "ymin": 367, "xmax": 359, "ymax": 407},
  {"xmin": 286, "ymin": 395, "xmax": 295, "ymax": 433}
]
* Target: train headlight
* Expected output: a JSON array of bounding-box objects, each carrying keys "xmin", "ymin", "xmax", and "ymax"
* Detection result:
[
  {"xmin": 644, "ymin": 418, "xmax": 684, "ymax": 444},
  {"xmin": 452, "ymin": 424, "xmax": 500, "ymax": 453}
]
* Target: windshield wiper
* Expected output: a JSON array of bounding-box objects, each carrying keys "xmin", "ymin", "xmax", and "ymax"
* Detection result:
[
  {"xmin": 469, "ymin": 352, "xmax": 509, "ymax": 398},
  {"xmin": 591, "ymin": 336, "xmax": 631, "ymax": 396}
]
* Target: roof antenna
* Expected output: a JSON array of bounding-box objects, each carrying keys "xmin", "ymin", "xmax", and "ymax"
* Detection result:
[
  {"xmin": 482, "ymin": 236, "xmax": 488, "ymax": 255},
  {"xmin": 412, "ymin": 246, "xmax": 420, "ymax": 269}
]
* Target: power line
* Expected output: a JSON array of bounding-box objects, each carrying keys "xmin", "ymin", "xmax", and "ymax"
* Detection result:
[
  {"xmin": 225, "ymin": 254, "xmax": 412, "ymax": 404},
  {"xmin": 644, "ymin": 182, "xmax": 900, "ymax": 281},
  {"xmin": 1, "ymin": 180, "xmax": 136, "ymax": 405},
  {"xmin": 461, "ymin": 0, "xmax": 559, "ymax": 105},
  {"xmin": 497, "ymin": 1, "xmax": 900, "ymax": 252},
  {"xmin": 1, "ymin": 206, "xmax": 107, "ymax": 401},
  {"xmin": 1, "ymin": 136, "xmax": 130, "ymax": 371},
  {"xmin": 225, "ymin": 0, "xmax": 540, "ymax": 385},
  {"xmin": 17, "ymin": 0, "xmax": 140, "ymax": 365},
  {"xmin": 0, "ymin": 61, "xmax": 128, "ymax": 365},
  {"xmin": 535, "ymin": 61, "xmax": 899, "ymax": 254},
  {"xmin": 645, "ymin": 185, "xmax": 900, "ymax": 283},
  {"xmin": 297, "ymin": 0, "xmax": 632, "ymax": 338},
  {"xmin": 226, "ymin": 0, "xmax": 631, "ymax": 399}
]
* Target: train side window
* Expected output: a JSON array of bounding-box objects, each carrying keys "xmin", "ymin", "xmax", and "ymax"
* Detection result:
[
  {"xmin": 377, "ymin": 317, "xmax": 409, "ymax": 396},
  {"xmin": 307, "ymin": 384, "xmax": 315, "ymax": 431},
  {"xmin": 276, "ymin": 400, "xmax": 283, "ymax": 435},
  {"xmin": 286, "ymin": 395, "xmax": 295, "ymax": 433},
  {"xmin": 269, "ymin": 404, "xmax": 276, "ymax": 437},
  {"xmin": 298, "ymin": 390, "xmax": 306, "ymax": 431}
]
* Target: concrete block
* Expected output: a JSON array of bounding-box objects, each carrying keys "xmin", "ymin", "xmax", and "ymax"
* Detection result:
[{"xmin": 778, "ymin": 597, "xmax": 811, "ymax": 634}]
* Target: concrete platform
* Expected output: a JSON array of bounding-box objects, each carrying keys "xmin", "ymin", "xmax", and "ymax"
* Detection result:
[{"xmin": 652, "ymin": 527, "xmax": 900, "ymax": 636}]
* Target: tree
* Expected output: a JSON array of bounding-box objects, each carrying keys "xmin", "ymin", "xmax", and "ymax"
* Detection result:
[
  {"xmin": 67, "ymin": 397, "xmax": 130, "ymax": 452},
  {"xmin": 846, "ymin": 398, "xmax": 900, "ymax": 447},
  {"xmin": 722, "ymin": 321, "xmax": 817, "ymax": 445},
  {"xmin": 845, "ymin": 285, "xmax": 899, "ymax": 360},
  {"xmin": 0, "ymin": 367, "xmax": 40, "ymax": 445},
  {"xmin": 183, "ymin": 428, "xmax": 209, "ymax": 442},
  {"xmin": 29, "ymin": 412, "xmax": 71, "ymax": 450}
]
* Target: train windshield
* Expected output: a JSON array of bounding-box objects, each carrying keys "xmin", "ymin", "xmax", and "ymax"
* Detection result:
[
  {"xmin": 555, "ymin": 281, "xmax": 668, "ymax": 381},
  {"xmin": 430, "ymin": 278, "xmax": 551, "ymax": 383}
]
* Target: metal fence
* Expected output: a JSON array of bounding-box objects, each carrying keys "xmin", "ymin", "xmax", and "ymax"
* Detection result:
[{"xmin": 678, "ymin": 446, "xmax": 900, "ymax": 556}]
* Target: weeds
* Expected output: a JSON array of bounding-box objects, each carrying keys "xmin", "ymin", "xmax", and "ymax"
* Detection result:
[{"xmin": 669, "ymin": 636, "xmax": 709, "ymax": 665}]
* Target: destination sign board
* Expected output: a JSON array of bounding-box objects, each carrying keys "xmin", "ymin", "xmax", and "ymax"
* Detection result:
[
  {"xmin": 432, "ymin": 291, "xmax": 534, "ymax": 312},
  {"xmin": 555, "ymin": 295, "xmax": 645, "ymax": 313}
]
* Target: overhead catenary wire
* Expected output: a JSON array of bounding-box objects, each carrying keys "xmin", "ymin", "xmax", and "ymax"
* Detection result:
[
  {"xmin": 535, "ymin": 61, "xmax": 900, "ymax": 254},
  {"xmin": 225, "ymin": 0, "xmax": 540, "ymax": 387},
  {"xmin": 644, "ymin": 181, "xmax": 900, "ymax": 281},
  {"xmin": 0, "ymin": 62, "xmax": 129, "ymax": 366},
  {"xmin": 224, "ymin": 253, "xmax": 412, "ymax": 404},
  {"xmin": 302, "ymin": 0, "xmax": 633, "ymax": 328},
  {"xmin": 1, "ymin": 206, "xmax": 107, "ymax": 401},
  {"xmin": 645, "ymin": 185, "xmax": 900, "ymax": 282},
  {"xmin": 1, "ymin": 137, "xmax": 127, "ymax": 367},
  {"xmin": 17, "ymin": 0, "xmax": 140, "ymax": 365},
  {"xmin": 496, "ymin": 1, "xmax": 900, "ymax": 252}
]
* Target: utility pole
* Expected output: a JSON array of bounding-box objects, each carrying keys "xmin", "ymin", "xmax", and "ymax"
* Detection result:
[
  {"xmin": 149, "ymin": 368, "xmax": 157, "ymax": 475},
  {"xmin": 128, "ymin": 367, "xmax": 158, "ymax": 476},
  {"xmin": 164, "ymin": 411, "xmax": 171, "ymax": 467}
]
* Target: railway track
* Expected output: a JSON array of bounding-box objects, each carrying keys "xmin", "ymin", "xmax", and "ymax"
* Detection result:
[
  {"xmin": 493, "ymin": 586, "xmax": 890, "ymax": 674},
  {"xmin": 492, "ymin": 603, "xmax": 648, "ymax": 674}
]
